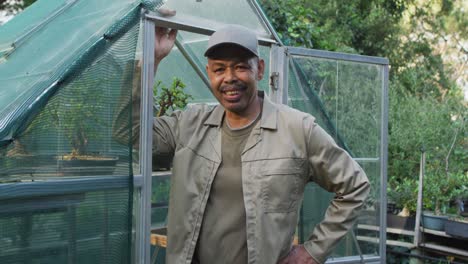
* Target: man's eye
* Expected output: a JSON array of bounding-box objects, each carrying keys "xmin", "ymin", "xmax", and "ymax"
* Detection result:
[
  {"xmin": 236, "ymin": 65, "xmax": 250, "ymax": 70},
  {"xmin": 214, "ymin": 68, "xmax": 224, "ymax": 73}
]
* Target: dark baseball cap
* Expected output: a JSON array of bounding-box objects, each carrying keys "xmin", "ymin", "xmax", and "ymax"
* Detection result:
[{"xmin": 204, "ymin": 25, "xmax": 259, "ymax": 58}]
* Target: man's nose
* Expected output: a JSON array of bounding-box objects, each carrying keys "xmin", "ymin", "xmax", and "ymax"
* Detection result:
[{"xmin": 223, "ymin": 67, "xmax": 238, "ymax": 83}]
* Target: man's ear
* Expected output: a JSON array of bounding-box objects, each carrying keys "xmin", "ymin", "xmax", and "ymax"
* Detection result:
[{"xmin": 257, "ymin": 59, "xmax": 265, "ymax": 80}]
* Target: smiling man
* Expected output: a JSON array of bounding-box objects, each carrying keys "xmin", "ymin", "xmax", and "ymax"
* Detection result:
[{"xmin": 140, "ymin": 24, "xmax": 371, "ymax": 264}]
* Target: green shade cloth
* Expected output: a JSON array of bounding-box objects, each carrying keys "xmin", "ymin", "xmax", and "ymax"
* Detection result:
[
  {"xmin": 0, "ymin": 0, "xmax": 160, "ymax": 263},
  {"xmin": 0, "ymin": 0, "xmax": 142, "ymax": 145}
]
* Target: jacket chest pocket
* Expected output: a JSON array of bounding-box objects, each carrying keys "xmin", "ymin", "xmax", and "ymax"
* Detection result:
[{"xmin": 257, "ymin": 159, "xmax": 306, "ymax": 213}]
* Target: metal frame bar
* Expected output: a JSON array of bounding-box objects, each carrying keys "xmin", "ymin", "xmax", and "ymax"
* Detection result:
[
  {"xmin": 247, "ymin": 0, "xmax": 284, "ymax": 45},
  {"xmin": 137, "ymin": 17, "xmax": 155, "ymax": 264},
  {"xmin": 144, "ymin": 12, "xmax": 277, "ymax": 46},
  {"xmin": 288, "ymin": 47, "xmax": 389, "ymax": 66},
  {"xmin": 326, "ymin": 255, "xmax": 381, "ymax": 264},
  {"xmin": 0, "ymin": 176, "xmax": 130, "ymax": 200},
  {"xmin": 268, "ymin": 45, "xmax": 288, "ymax": 104},
  {"xmin": 414, "ymin": 150, "xmax": 425, "ymax": 246},
  {"xmin": 379, "ymin": 65, "xmax": 389, "ymax": 263},
  {"xmin": 353, "ymin": 158, "xmax": 380, "ymax": 162},
  {"xmin": 174, "ymin": 39, "xmax": 211, "ymax": 89}
]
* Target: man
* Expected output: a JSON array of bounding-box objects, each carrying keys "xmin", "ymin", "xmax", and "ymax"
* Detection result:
[{"xmin": 146, "ymin": 24, "xmax": 369, "ymax": 264}]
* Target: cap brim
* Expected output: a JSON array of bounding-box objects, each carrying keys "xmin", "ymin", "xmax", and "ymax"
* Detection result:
[{"xmin": 204, "ymin": 42, "xmax": 258, "ymax": 58}]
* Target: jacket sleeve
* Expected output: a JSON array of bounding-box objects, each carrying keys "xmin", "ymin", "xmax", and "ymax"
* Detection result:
[{"xmin": 302, "ymin": 116, "xmax": 370, "ymax": 264}]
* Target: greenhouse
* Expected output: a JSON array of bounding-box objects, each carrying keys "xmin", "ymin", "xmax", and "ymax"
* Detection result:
[{"xmin": 0, "ymin": 0, "xmax": 388, "ymax": 263}]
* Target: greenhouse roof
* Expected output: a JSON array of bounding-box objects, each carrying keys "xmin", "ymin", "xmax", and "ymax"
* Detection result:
[
  {"xmin": 0, "ymin": 0, "xmax": 145, "ymax": 146},
  {"xmin": 0, "ymin": 0, "xmax": 280, "ymax": 147}
]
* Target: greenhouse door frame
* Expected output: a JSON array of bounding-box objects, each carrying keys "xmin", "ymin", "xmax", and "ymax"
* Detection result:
[
  {"xmin": 270, "ymin": 46, "xmax": 389, "ymax": 264},
  {"xmin": 138, "ymin": 11, "xmax": 388, "ymax": 264}
]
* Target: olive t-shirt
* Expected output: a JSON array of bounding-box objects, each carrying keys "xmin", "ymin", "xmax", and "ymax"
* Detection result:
[{"xmin": 194, "ymin": 114, "xmax": 260, "ymax": 264}]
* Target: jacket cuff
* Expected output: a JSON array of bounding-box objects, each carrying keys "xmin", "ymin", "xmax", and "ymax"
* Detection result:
[{"xmin": 303, "ymin": 241, "xmax": 326, "ymax": 264}]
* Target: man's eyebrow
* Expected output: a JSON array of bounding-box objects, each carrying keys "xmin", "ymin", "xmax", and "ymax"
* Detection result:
[
  {"xmin": 210, "ymin": 61, "xmax": 227, "ymax": 66},
  {"xmin": 209, "ymin": 59, "xmax": 250, "ymax": 66}
]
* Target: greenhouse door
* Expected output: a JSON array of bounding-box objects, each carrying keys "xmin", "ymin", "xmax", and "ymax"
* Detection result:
[
  {"xmin": 138, "ymin": 5, "xmax": 281, "ymax": 263},
  {"xmin": 269, "ymin": 46, "xmax": 388, "ymax": 263},
  {"xmin": 139, "ymin": 6, "xmax": 388, "ymax": 263}
]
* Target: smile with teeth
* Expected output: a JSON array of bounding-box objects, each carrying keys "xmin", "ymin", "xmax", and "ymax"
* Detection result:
[{"xmin": 225, "ymin": 90, "xmax": 240, "ymax": 95}]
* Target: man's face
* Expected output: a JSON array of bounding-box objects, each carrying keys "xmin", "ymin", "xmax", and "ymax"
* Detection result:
[{"xmin": 206, "ymin": 45, "xmax": 265, "ymax": 116}]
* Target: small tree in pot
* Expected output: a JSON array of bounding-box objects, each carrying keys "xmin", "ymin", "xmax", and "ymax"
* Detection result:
[
  {"xmin": 152, "ymin": 77, "xmax": 192, "ymax": 170},
  {"xmin": 387, "ymin": 178, "xmax": 418, "ymax": 230}
]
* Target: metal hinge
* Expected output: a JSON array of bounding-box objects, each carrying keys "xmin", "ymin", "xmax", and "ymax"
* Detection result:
[{"xmin": 270, "ymin": 72, "xmax": 280, "ymax": 90}]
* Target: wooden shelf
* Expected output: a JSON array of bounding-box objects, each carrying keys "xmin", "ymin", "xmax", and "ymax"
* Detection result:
[
  {"xmin": 152, "ymin": 171, "xmax": 171, "ymax": 177},
  {"xmin": 420, "ymin": 227, "xmax": 451, "ymax": 238},
  {"xmin": 357, "ymin": 235, "xmax": 415, "ymax": 249},
  {"xmin": 357, "ymin": 224, "xmax": 415, "ymax": 249},
  {"xmin": 420, "ymin": 243, "xmax": 468, "ymax": 258},
  {"xmin": 358, "ymin": 224, "xmax": 415, "ymax": 236}
]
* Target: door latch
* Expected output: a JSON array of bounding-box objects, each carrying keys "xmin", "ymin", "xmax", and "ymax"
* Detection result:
[{"xmin": 270, "ymin": 72, "xmax": 279, "ymax": 90}]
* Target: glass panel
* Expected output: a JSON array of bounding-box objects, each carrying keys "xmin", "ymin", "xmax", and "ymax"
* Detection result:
[
  {"xmin": 155, "ymin": 32, "xmax": 271, "ymax": 106},
  {"xmin": 162, "ymin": 0, "xmax": 270, "ymax": 37},
  {"xmin": 155, "ymin": 32, "xmax": 215, "ymax": 104},
  {"xmin": 288, "ymin": 54, "xmax": 383, "ymax": 259}
]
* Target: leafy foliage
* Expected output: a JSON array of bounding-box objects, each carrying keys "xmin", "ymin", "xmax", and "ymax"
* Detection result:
[
  {"xmin": 388, "ymin": 177, "xmax": 418, "ymax": 214},
  {"xmin": 0, "ymin": 0, "xmax": 36, "ymax": 24},
  {"xmin": 153, "ymin": 78, "xmax": 193, "ymax": 117},
  {"xmin": 258, "ymin": 0, "xmax": 403, "ymax": 55},
  {"xmin": 258, "ymin": 0, "xmax": 467, "ymax": 212},
  {"xmin": 423, "ymin": 171, "xmax": 467, "ymax": 214}
]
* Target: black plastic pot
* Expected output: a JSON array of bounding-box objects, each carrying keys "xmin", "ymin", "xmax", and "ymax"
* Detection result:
[
  {"xmin": 57, "ymin": 156, "xmax": 119, "ymax": 176},
  {"xmin": 387, "ymin": 214, "xmax": 416, "ymax": 230},
  {"xmin": 153, "ymin": 153, "xmax": 173, "ymax": 171}
]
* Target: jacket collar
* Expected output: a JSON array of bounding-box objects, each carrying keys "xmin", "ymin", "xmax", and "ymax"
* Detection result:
[{"xmin": 203, "ymin": 91, "xmax": 277, "ymax": 130}]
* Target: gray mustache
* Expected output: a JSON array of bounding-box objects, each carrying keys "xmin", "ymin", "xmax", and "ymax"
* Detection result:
[{"xmin": 220, "ymin": 83, "xmax": 247, "ymax": 92}]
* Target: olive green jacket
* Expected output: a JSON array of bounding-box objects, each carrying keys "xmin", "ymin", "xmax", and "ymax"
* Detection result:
[{"xmin": 149, "ymin": 92, "xmax": 370, "ymax": 264}]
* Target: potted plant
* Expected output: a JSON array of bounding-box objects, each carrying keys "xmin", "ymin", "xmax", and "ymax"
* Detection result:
[
  {"xmin": 152, "ymin": 77, "xmax": 192, "ymax": 170},
  {"xmin": 387, "ymin": 178, "xmax": 418, "ymax": 230},
  {"xmin": 443, "ymin": 172, "xmax": 468, "ymax": 238},
  {"xmin": 421, "ymin": 172, "xmax": 461, "ymax": 231}
]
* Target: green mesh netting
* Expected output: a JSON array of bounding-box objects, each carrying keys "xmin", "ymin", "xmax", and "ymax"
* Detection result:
[
  {"xmin": 288, "ymin": 55, "xmax": 383, "ymax": 258},
  {"xmin": 0, "ymin": 0, "xmax": 155, "ymax": 263}
]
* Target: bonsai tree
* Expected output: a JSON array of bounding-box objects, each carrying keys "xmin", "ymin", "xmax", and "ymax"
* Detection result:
[
  {"xmin": 387, "ymin": 177, "xmax": 418, "ymax": 216},
  {"xmin": 46, "ymin": 78, "xmax": 107, "ymax": 160},
  {"xmin": 153, "ymin": 77, "xmax": 193, "ymax": 117},
  {"xmin": 449, "ymin": 172, "xmax": 467, "ymax": 216},
  {"xmin": 424, "ymin": 171, "xmax": 466, "ymax": 215},
  {"xmin": 152, "ymin": 77, "xmax": 192, "ymax": 170}
]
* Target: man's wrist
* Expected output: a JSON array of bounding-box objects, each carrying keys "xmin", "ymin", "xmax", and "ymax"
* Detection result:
[{"xmin": 303, "ymin": 241, "xmax": 325, "ymax": 264}]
